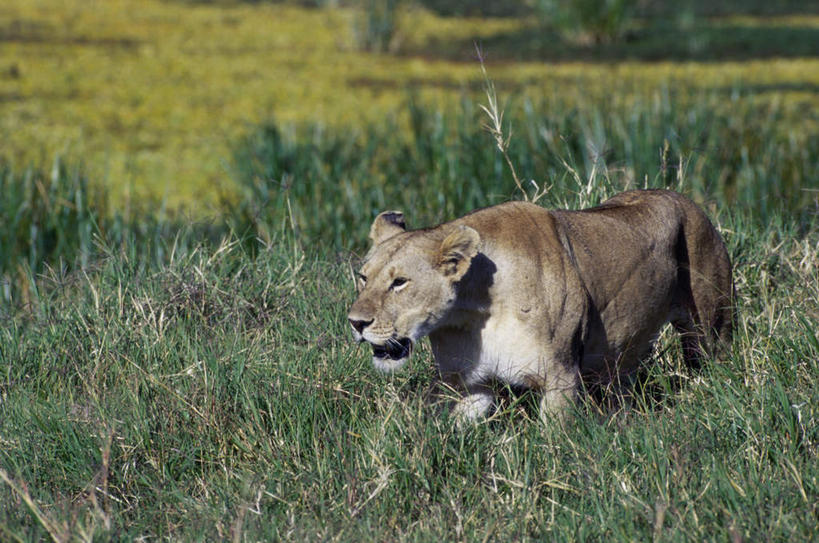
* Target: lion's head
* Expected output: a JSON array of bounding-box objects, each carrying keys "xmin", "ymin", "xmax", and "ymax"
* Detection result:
[{"xmin": 347, "ymin": 211, "xmax": 480, "ymax": 372}]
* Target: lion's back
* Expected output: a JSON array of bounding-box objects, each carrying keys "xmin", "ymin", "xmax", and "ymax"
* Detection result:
[{"xmin": 451, "ymin": 190, "xmax": 732, "ymax": 376}]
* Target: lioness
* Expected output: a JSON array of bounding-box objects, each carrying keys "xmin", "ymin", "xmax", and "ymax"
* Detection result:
[{"xmin": 348, "ymin": 190, "xmax": 733, "ymax": 421}]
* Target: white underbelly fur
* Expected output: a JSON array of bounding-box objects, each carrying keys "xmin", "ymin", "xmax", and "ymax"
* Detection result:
[{"xmin": 471, "ymin": 316, "xmax": 543, "ymax": 386}]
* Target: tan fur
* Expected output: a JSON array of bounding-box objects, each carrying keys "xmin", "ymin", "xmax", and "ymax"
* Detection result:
[{"xmin": 348, "ymin": 190, "xmax": 733, "ymax": 422}]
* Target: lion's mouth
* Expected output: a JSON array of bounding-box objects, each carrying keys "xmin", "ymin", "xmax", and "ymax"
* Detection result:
[{"xmin": 371, "ymin": 337, "xmax": 412, "ymax": 361}]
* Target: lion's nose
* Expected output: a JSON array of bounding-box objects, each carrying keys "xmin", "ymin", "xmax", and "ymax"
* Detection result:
[{"xmin": 349, "ymin": 318, "xmax": 373, "ymax": 334}]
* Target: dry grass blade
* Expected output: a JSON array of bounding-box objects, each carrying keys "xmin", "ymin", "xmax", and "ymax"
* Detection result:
[
  {"xmin": 475, "ymin": 43, "xmax": 550, "ymax": 204},
  {"xmin": 475, "ymin": 44, "xmax": 526, "ymax": 200}
]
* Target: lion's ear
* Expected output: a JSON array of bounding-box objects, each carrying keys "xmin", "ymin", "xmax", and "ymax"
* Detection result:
[
  {"xmin": 369, "ymin": 211, "xmax": 406, "ymax": 244},
  {"xmin": 438, "ymin": 226, "xmax": 480, "ymax": 279}
]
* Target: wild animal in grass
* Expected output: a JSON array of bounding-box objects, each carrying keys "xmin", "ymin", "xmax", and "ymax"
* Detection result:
[{"xmin": 348, "ymin": 190, "xmax": 733, "ymax": 422}]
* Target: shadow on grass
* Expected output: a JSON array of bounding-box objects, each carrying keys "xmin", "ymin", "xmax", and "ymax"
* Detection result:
[{"xmin": 400, "ymin": 20, "xmax": 819, "ymax": 63}]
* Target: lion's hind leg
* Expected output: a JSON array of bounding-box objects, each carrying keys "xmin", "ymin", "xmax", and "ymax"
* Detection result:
[
  {"xmin": 673, "ymin": 205, "xmax": 734, "ymax": 369},
  {"xmin": 683, "ymin": 262, "xmax": 734, "ymax": 361},
  {"xmin": 671, "ymin": 318, "xmax": 708, "ymax": 370},
  {"xmin": 673, "ymin": 295, "xmax": 733, "ymax": 370}
]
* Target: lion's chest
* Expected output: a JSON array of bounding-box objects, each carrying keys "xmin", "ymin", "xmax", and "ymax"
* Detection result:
[{"xmin": 430, "ymin": 314, "xmax": 545, "ymax": 387}]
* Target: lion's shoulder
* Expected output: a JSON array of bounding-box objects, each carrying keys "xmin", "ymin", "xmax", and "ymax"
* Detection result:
[{"xmin": 452, "ymin": 200, "xmax": 558, "ymax": 246}]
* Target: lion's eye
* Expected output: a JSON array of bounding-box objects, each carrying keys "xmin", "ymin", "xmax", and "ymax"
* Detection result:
[{"xmin": 390, "ymin": 277, "xmax": 409, "ymax": 291}]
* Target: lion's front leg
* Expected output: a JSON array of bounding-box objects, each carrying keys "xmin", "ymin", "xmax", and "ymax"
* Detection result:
[
  {"xmin": 537, "ymin": 363, "xmax": 580, "ymax": 424},
  {"xmin": 430, "ymin": 374, "xmax": 495, "ymax": 423}
]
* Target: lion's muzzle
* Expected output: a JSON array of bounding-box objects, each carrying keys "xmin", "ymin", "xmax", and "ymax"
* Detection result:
[
  {"xmin": 372, "ymin": 337, "xmax": 412, "ymax": 361},
  {"xmin": 369, "ymin": 337, "xmax": 413, "ymax": 373}
]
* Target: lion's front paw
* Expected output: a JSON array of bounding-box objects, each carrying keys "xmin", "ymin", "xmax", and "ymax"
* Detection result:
[{"xmin": 453, "ymin": 392, "xmax": 494, "ymax": 425}]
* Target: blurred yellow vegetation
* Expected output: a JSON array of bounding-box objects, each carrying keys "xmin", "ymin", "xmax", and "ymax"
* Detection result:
[{"xmin": 1, "ymin": 0, "xmax": 818, "ymax": 211}]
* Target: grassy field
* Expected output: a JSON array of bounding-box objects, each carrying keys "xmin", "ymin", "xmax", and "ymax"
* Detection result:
[
  {"xmin": 1, "ymin": 0, "xmax": 819, "ymax": 540},
  {"xmin": 1, "ymin": 0, "xmax": 818, "ymax": 209},
  {"xmin": 1, "ymin": 187, "xmax": 817, "ymax": 540}
]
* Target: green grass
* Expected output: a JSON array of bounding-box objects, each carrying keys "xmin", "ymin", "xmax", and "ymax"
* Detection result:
[
  {"xmin": 1, "ymin": 154, "xmax": 817, "ymax": 540},
  {"xmin": 0, "ymin": 158, "xmax": 218, "ymax": 307},
  {"xmin": 0, "ymin": 214, "xmax": 817, "ymax": 540},
  {"xmin": 1, "ymin": 2, "xmax": 818, "ymax": 538},
  {"xmin": 0, "ymin": 159, "xmax": 98, "ymax": 302}
]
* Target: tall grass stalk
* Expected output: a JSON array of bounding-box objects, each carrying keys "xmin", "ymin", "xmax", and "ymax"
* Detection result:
[
  {"xmin": 0, "ymin": 160, "xmax": 233, "ymax": 308},
  {"xmin": 0, "ymin": 158, "xmax": 98, "ymax": 304},
  {"xmin": 476, "ymin": 45, "xmax": 548, "ymax": 204}
]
